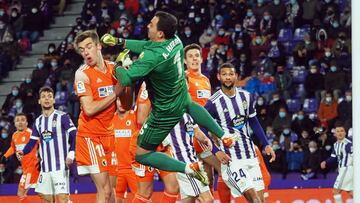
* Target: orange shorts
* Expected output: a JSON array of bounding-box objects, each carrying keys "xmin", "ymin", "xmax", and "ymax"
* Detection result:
[
  {"xmin": 116, "ymin": 169, "xmax": 138, "ymax": 198},
  {"xmin": 131, "ymin": 146, "xmax": 174, "ymax": 182},
  {"xmin": 76, "ymin": 136, "xmax": 115, "ymax": 175},
  {"xmin": 108, "ymin": 151, "xmax": 118, "ymax": 176},
  {"xmin": 19, "ymin": 167, "xmax": 39, "ymax": 190}
]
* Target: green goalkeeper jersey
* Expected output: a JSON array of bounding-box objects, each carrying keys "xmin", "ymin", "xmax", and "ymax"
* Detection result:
[{"xmin": 116, "ymin": 35, "xmax": 190, "ymax": 114}]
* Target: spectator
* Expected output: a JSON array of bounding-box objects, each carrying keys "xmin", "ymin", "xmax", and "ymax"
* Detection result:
[
  {"xmin": 339, "ymin": 6, "xmax": 350, "ymax": 29},
  {"xmin": 244, "ymin": 70, "xmax": 261, "ymax": 94},
  {"xmin": 272, "ymin": 106, "xmax": 292, "ymax": 136},
  {"xmin": 132, "ymin": 13, "xmax": 146, "ymax": 39},
  {"xmin": 8, "ymin": 7, "xmax": 22, "ymax": 39},
  {"xmin": 305, "ymin": 63, "xmax": 324, "ymax": 101},
  {"xmin": 298, "ymin": 129, "xmax": 312, "ymax": 151},
  {"xmin": 0, "ymin": 19, "xmax": 14, "ymax": 44},
  {"xmin": 243, "ymin": 8, "xmax": 257, "ymax": 35},
  {"xmin": 324, "ymin": 62, "xmax": 345, "ymax": 99},
  {"xmin": 301, "ymin": 141, "xmax": 322, "ymax": 180},
  {"xmin": 267, "ymin": 38, "xmax": 285, "ymax": 66},
  {"xmin": 274, "ymin": 64, "xmax": 292, "ymax": 100},
  {"xmin": 267, "ymin": 92, "xmax": 287, "ymax": 118},
  {"xmin": 258, "ymin": 72, "xmax": 276, "ymax": 100},
  {"xmin": 253, "ymin": 0, "xmax": 268, "ymax": 18},
  {"xmin": 43, "ymin": 43, "xmax": 61, "ymax": 62},
  {"xmin": 285, "ymin": 0, "xmax": 301, "ymax": 27},
  {"xmin": 337, "ymin": 90, "xmax": 352, "ymax": 126},
  {"xmin": 267, "ymin": 139, "xmax": 288, "ymax": 178},
  {"xmin": 267, "ymin": 0, "xmax": 286, "ymax": 27},
  {"xmin": 280, "ymin": 127, "xmax": 298, "ymax": 151},
  {"xmin": 250, "ymin": 34, "xmax": 268, "ymax": 61},
  {"xmin": 259, "ymin": 11, "xmax": 276, "ymax": 38},
  {"xmin": 318, "ymin": 91, "xmax": 338, "ymax": 129},
  {"xmin": 236, "ymin": 52, "xmax": 252, "ymax": 77},
  {"xmin": 301, "ymin": 0, "xmax": 319, "ymax": 26},
  {"xmin": 286, "ymin": 141, "xmax": 304, "ymax": 171},
  {"xmin": 19, "ymin": 74, "xmax": 35, "ymax": 98},
  {"xmin": 291, "ymin": 110, "xmax": 316, "ymax": 137},
  {"xmin": 199, "ymin": 27, "xmax": 216, "ymax": 47},
  {"xmin": 180, "ymin": 26, "xmax": 197, "ymax": 46},
  {"xmin": 7, "ymin": 98, "xmax": 23, "ymax": 120},
  {"xmin": 22, "ymin": 89, "xmax": 38, "ymax": 124},
  {"xmin": 317, "ymin": 130, "xmax": 336, "ymax": 159},
  {"xmin": 258, "ymin": 108, "xmax": 272, "ymax": 131},
  {"xmin": 214, "ymin": 27, "xmax": 230, "ymax": 45},
  {"xmin": 1, "ymin": 86, "xmax": 20, "ymax": 114},
  {"xmin": 31, "ymin": 58, "xmax": 50, "ymax": 92},
  {"xmin": 21, "ymin": 6, "xmax": 43, "ymax": 43},
  {"xmin": 231, "ymin": 23, "xmax": 250, "ymax": 49}
]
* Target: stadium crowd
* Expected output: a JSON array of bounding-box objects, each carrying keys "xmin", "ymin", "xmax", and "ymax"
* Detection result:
[{"xmin": 0, "ymin": 0, "xmax": 352, "ymax": 183}]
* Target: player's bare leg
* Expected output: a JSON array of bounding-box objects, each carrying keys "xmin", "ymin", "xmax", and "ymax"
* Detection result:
[
  {"xmin": 161, "ymin": 173, "xmax": 179, "ymax": 203},
  {"xmin": 38, "ymin": 194, "xmax": 55, "ymax": 203},
  {"xmin": 256, "ymin": 190, "xmax": 265, "ymax": 203},
  {"xmin": 57, "ymin": 193, "xmax": 70, "ymax": 203},
  {"xmin": 134, "ymin": 181, "xmax": 153, "ymax": 202},
  {"xmin": 333, "ymin": 188, "xmax": 343, "ymax": 203},
  {"xmin": 17, "ymin": 188, "xmax": 29, "ymax": 202},
  {"xmin": 109, "ymin": 175, "xmax": 117, "ymax": 203},
  {"xmin": 243, "ymin": 188, "xmax": 261, "ymax": 203},
  {"xmin": 91, "ymin": 172, "xmax": 111, "ymax": 203}
]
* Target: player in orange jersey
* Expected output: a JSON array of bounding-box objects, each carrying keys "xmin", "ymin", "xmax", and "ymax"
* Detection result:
[
  {"xmin": 112, "ymin": 97, "xmax": 138, "ymax": 203},
  {"xmin": 254, "ymin": 145, "xmax": 271, "ymax": 200},
  {"xmin": 73, "ymin": 30, "xmax": 127, "ymax": 203},
  {"xmin": 2, "ymin": 113, "xmax": 39, "ymax": 203},
  {"xmin": 130, "ymin": 82, "xmax": 179, "ymax": 203},
  {"xmin": 184, "ymin": 43, "xmax": 227, "ymax": 196}
]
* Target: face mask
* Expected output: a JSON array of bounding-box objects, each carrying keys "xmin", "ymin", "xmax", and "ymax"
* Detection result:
[
  {"xmin": 31, "ymin": 8, "xmax": 38, "ymax": 14},
  {"xmin": 325, "ymin": 97, "xmax": 332, "ymax": 103},
  {"xmin": 120, "ymin": 20, "xmax": 126, "ymax": 26},
  {"xmin": 263, "ymin": 15, "xmax": 270, "ymax": 21},
  {"xmin": 272, "ymin": 144, "xmax": 280, "ymax": 151},
  {"xmin": 298, "ymin": 115, "xmax": 304, "ymax": 120},
  {"xmin": 1, "ymin": 133, "xmax": 8, "ymax": 139},
  {"xmin": 207, "ymin": 29, "xmax": 212, "ymax": 35},
  {"xmin": 273, "ymin": 97, "xmax": 279, "ymax": 102},
  {"xmin": 25, "ymin": 78, "xmax": 31, "ymax": 84},
  {"xmin": 310, "ymin": 68, "xmax": 317, "ymax": 73},
  {"xmin": 325, "ymin": 145, "xmax": 332, "ymax": 151},
  {"xmin": 0, "ymin": 10, "xmax": 4, "ymax": 16},
  {"xmin": 195, "ymin": 17, "xmax": 201, "ymax": 23},
  {"xmin": 0, "ymin": 23, "xmax": 4, "ymax": 29},
  {"xmin": 305, "ymin": 40, "xmax": 311, "ymax": 45},
  {"xmin": 247, "ymin": 12, "xmax": 253, "ymax": 17},
  {"xmin": 15, "ymin": 101, "xmax": 22, "ymax": 108},
  {"xmin": 290, "ymin": 0, "xmax": 297, "ymax": 4},
  {"xmin": 325, "ymin": 52, "xmax": 331, "ymax": 57},
  {"xmin": 279, "ymin": 112, "xmax": 286, "ymax": 118},
  {"xmin": 11, "ymin": 12, "xmax": 18, "ymax": 17},
  {"xmin": 37, "ymin": 62, "xmax": 44, "ymax": 69},
  {"xmin": 185, "ymin": 30, "xmax": 191, "ymax": 36},
  {"xmin": 12, "ymin": 90, "xmax": 19, "ymax": 96},
  {"xmin": 256, "ymin": 37, "xmax": 262, "ymax": 44},
  {"xmin": 237, "ymin": 43, "xmax": 244, "ymax": 49},
  {"xmin": 218, "ymin": 31, "xmax": 225, "ymax": 36},
  {"xmin": 258, "ymin": 0, "xmax": 264, "ymax": 4},
  {"xmin": 330, "ymin": 66, "xmax": 337, "ymax": 72},
  {"xmin": 51, "ymin": 61, "xmax": 57, "ymax": 67},
  {"xmin": 235, "ymin": 27, "xmax": 241, "ymax": 32},
  {"xmin": 283, "ymin": 128, "xmax": 290, "ymax": 134},
  {"xmin": 332, "ymin": 21, "xmax": 339, "ymax": 28},
  {"xmin": 240, "ymin": 57, "xmax": 246, "ymax": 61},
  {"xmin": 346, "ymin": 95, "xmax": 352, "ymax": 102},
  {"xmin": 110, "ymin": 29, "xmax": 116, "ymax": 35},
  {"xmin": 67, "ymin": 37, "xmax": 73, "ymax": 43},
  {"xmin": 137, "ymin": 17, "xmax": 143, "ymax": 23},
  {"xmin": 274, "ymin": 0, "xmax": 280, "ymax": 5},
  {"xmin": 271, "ymin": 41, "xmax": 277, "ymax": 46},
  {"xmin": 119, "ymin": 4, "xmax": 124, "ymax": 10},
  {"xmin": 309, "ymin": 147, "xmax": 316, "ymax": 153},
  {"xmin": 49, "ymin": 48, "xmax": 55, "ymax": 53},
  {"xmin": 215, "ymin": 15, "xmax": 222, "ymax": 20},
  {"xmin": 257, "ymin": 100, "xmax": 264, "ymax": 106},
  {"xmin": 0, "ymin": 121, "xmax": 5, "ymax": 127}
]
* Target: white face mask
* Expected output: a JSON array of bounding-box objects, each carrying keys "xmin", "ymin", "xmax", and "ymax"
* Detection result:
[
  {"xmin": 345, "ymin": 95, "xmax": 351, "ymax": 102},
  {"xmin": 309, "ymin": 147, "xmax": 316, "ymax": 153},
  {"xmin": 310, "ymin": 68, "xmax": 317, "ymax": 73}
]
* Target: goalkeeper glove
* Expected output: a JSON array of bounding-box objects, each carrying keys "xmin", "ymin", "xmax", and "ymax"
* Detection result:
[{"xmin": 100, "ymin": 33, "xmax": 125, "ymax": 47}]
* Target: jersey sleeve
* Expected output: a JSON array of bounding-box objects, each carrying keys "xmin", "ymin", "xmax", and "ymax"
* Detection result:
[
  {"xmin": 204, "ymin": 100, "xmax": 216, "ymax": 118},
  {"xmin": 116, "ymin": 51, "xmax": 157, "ymax": 86},
  {"xmin": 74, "ymin": 69, "xmax": 92, "ymax": 97},
  {"xmin": 125, "ymin": 39, "xmax": 148, "ymax": 54},
  {"xmin": 4, "ymin": 137, "xmax": 16, "ymax": 158},
  {"xmin": 30, "ymin": 122, "xmax": 41, "ymax": 141},
  {"xmin": 136, "ymin": 82, "xmax": 150, "ymax": 104},
  {"xmin": 249, "ymin": 93, "xmax": 257, "ymax": 118}
]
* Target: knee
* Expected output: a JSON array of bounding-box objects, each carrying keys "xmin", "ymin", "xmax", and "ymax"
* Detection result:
[
  {"xmin": 165, "ymin": 183, "xmax": 179, "ymax": 195},
  {"xmin": 17, "ymin": 190, "xmax": 25, "ymax": 198},
  {"xmin": 201, "ymin": 195, "xmax": 214, "ymax": 203},
  {"xmin": 57, "ymin": 195, "xmax": 69, "ymax": 203}
]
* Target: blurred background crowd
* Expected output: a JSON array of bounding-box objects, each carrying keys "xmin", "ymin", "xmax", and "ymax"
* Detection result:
[{"xmin": 0, "ymin": 0, "xmax": 352, "ymax": 183}]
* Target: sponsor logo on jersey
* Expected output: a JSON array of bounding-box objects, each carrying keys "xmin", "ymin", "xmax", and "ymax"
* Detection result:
[
  {"xmin": 76, "ymin": 81, "xmax": 86, "ymax": 93},
  {"xmin": 197, "ymin": 90, "xmax": 211, "ymax": 99},
  {"xmin": 114, "ymin": 129, "xmax": 132, "ymax": 138},
  {"xmin": 98, "ymin": 86, "xmax": 114, "ymax": 97}
]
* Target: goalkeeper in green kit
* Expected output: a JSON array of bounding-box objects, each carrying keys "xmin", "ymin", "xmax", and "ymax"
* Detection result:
[{"xmin": 101, "ymin": 11, "xmax": 236, "ymax": 184}]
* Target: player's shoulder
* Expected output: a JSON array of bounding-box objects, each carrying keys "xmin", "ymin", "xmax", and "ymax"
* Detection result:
[
  {"xmin": 25, "ymin": 128, "xmax": 32, "ymax": 134},
  {"xmin": 208, "ymin": 89, "xmax": 223, "ymax": 103},
  {"xmin": 236, "ymin": 87, "xmax": 250, "ymax": 95}
]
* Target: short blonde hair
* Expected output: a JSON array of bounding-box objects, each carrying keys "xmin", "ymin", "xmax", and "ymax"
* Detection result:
[{"xmin": 74, "ymin": 30, "xmax": 100, "ymax": 51}]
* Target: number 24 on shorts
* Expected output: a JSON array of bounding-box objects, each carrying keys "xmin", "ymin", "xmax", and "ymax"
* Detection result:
[{"xmin": 232, "ymin": 168, "xmax": 246, "ymax": 182}]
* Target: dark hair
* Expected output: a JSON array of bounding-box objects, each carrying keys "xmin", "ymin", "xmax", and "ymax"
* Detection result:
[
  {"xmin": 334, "ymin": 121, "xmax": 345, "ymax": 129},
  {"xmin": 155, "ymin": 11, "xmax": 177, "ymax": 39},
  {"xmin": 39, "ymin": 86, "xmax": 54, "ymax": 96},
  {"xmin": 74, "ymin": 30, "xmax": 100, "ymax": 51},
  {"xmin": 184, "ymin": 43, "xmax": 202, "ymax": 58},
  {"xmin": 15, "ymin": 112, "xmax": 27, "ymax": 119},
  {"xmin": 218, "ymin": 62, "xmax": 236, "ymax": 72}
]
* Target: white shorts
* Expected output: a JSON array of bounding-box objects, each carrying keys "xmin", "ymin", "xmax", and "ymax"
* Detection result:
[
  {"xmin": 35, "ymin": 170, "xmax": 70, "ymax": 195},
  {"xmin": 334, "ymin": 166, "xmax": 353, "ymax": 191},
  {"xmin": 176, "ymin": 173, "xmax": 210, "ymax": 199},
  {"xmin": 221, "ymin": 158, "xmax": 264, "ymax": 198}
]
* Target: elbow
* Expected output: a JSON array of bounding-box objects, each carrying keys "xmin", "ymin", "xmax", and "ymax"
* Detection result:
[{"xmin": 83, "ymin": 107, "xmax": 95, "ymax": 117}]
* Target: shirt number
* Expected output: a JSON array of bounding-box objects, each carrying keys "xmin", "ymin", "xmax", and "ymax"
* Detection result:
[{"xmin": 174, "ymin": 50, "xmax": 182, "ymax": 79}]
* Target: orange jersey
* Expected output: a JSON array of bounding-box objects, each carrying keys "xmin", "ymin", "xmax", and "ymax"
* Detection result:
[
  {"xmin": 113, "ymin": 111, "xmax": 139, "ymax": 169},
  {"xmin": 4, "ymin": 128, "xmax": 38, "ymax": 171},
  {"xmin": 255, "ymin": 146, "xmax": 271, "ymax": 190},
  {"xmin": 186, "ymin": 70, "xmax": 211, "ymax": 106},
  {"xmin": 75, "ymin": 61, "xmax": 117, "ymax": 137}
]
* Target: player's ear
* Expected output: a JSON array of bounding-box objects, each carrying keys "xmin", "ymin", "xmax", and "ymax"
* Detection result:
[
  {"xmin": 157, "ymin": 30, "xmax": 164, "ymax": 39},
  {"xmin": 217, "ymin": 73, "xmax": 220, "ymax": 81}
]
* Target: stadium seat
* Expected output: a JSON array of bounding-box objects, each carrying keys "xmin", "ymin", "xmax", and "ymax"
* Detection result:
[
  {"xmin": 287, "ymin": 99, "xmax": 301, "ymax": 113},
  {"xmin": 303, "ymin": 98, "xmax": 319, "ymax": 113},
  {"xmin": 278, "ymin": 28, "xmax": 293, "ymax": 42}
]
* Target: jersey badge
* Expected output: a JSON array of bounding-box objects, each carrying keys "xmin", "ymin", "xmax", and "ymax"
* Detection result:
[{"xmin": 76, "ymin": 81, "xmax": 86, "ymax": 94}]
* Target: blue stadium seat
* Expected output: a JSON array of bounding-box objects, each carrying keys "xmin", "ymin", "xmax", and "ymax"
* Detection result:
[
  {"xmin": 293, "ymin": 27, "xmax": 311, "ymax": 41},
  {"xmin": 292, "ymin": 68, "xmax": 308, "ymax": 84},
  {"xmin": 287, "ymin": 99, "xmax": 301, "ymax": 113},
  {"xmin": 303, "ymin": 98, "xmax": 319, "ymax": 113},
  {"xmin": 278, "ymin": 28, "xmax": 293, "ymax": 42}
]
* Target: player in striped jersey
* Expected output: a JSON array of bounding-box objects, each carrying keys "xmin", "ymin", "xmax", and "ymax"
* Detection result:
[
  {"xmin": 17, "ymin": 86, "xmax": 76, "ymax": 203},
  {"xmin": 166, "ymin": 113, "xmax": 230, "ymax": 203},
  {"xmin": 321, "ymin": 122, "xmax": 353, "ymax": 203},
  {"xmin": 204, "ymin": 63, "xmax": 275, "ymax": 203}
]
